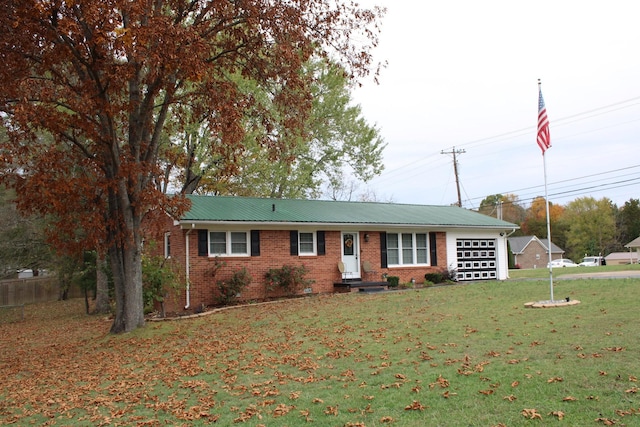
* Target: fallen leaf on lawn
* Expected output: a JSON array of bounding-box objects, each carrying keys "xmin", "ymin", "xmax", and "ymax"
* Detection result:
[
  {"xmin": 563, "ymin": 396, "xmax": 578, "ymax": 401},
  {"xmin": 511, "ymin": 381, "xmax": 520, "ymax": 387},
  {"xmin": 595, "ymin": 417, "xmax": 619, "ymax": 425},
  {"xmin": 324, "ymin": 405, "xmax": 338, "ymax": 416},
  {"xmin": 625, "ymin": 386, "xmax": 638, "ymax": 393},
  {"xmin": 547, "ymin": 377, "xmax": 563, "ymax": 383},
  {"xmin": 603, "ymin": 346, "xmax": 625, "ymax": 352},
  {"xmin": 429, "ymin": 374, "xmax": 449, "ymax": 389},
  {"xmin": 299, "ymin": 409, "xmax": 312, "ymax": 422},
  {"xmin": 442, "ymin": 390, "xmax": 457, "ymax": 398},
  {"xmin": 272, "ymin": 404, "xmax": 293, "ymax": 417},
  {"xmin": 312, "ymin": 398, "xmax": 324, "ymax": 404},
  {"xmin": 549, "ymin": 410, "xmax": 565, "ymax": 420},
  {"xmin": 404, "ymin": 400, "xmax": 426, "ymax": 410},
  {"xmin": 521, "ymin": 408, "xmax": 542, "ymax": 419},
  {"xmin": 478, "ymin": 389, "xmax": 494, "ymax": 396},
  {"xmin": 503, "ymin": 394, "xmax": 517, "ymax": 402},
  {"xmin": 381, "ymin": 416, "xmax": 394, "ymax": 423}
]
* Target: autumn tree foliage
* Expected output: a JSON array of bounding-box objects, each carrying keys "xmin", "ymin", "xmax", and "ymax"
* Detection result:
[
  {"xmin": 0, "ymin": 0, "xmax": 384, "ymax": 332},
  {"xmin": 562, "ymin": 197, "xmax": 617, "ymax": 260},
  {"xmin": 478, "ymin": 193, "xmax": 526, "ymax": 225},
  {"xmin": 520, "ymin": 196, "xmax": 565, "ymax": 238}
]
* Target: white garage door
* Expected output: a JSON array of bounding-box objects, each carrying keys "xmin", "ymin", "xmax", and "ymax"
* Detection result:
[{"xmin": 456, "ymin": 239, "xmax": 497, "ymax": 281}]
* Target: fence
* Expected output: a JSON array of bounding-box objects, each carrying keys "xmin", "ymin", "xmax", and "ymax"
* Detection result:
[{"xmin": 0, "ymin": 277, "xmax": 83, "ymax": 306}]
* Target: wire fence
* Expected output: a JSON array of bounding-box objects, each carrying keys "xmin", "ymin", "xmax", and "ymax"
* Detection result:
[{"xmin": 0, "ymin": 277, "xmax": 82, "ymax": 307}]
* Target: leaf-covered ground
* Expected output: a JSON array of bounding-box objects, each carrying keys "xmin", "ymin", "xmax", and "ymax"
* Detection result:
[{"xmin": 1, "ymin": 278, "xmax": 639, "ymax": 426}]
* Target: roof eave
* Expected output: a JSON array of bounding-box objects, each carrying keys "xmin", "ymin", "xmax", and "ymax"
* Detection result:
[{"xmin": 180, "ymin": 220, "xmax": 518, "ymax": 230}]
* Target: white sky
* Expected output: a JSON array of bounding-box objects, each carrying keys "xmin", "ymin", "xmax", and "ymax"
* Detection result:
[{"xmin": 350, "ymin": 0, "xmax": 640, "ymax": 209}]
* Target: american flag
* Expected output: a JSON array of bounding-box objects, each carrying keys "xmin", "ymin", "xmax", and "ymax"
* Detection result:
[{"xmin": 537, "ymin": 88, "xmax": 551, "ymax": 154}]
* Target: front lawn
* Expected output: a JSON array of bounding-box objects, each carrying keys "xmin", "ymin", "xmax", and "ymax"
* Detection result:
[{"xmin": 1, "ymin": 278, "xmax": 639, "ymax": 426}]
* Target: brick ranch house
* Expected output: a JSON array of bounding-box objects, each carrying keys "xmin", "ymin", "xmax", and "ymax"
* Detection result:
[
  {"xmin": 158, "ymin": 195, "xmax": 518, "ymax": 311},
  {"xmin": 507, "ymin": 236, "xmax": 565, "ymax": 269}
]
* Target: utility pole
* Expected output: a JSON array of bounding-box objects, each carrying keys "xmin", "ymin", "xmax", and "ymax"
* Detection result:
[{"xmin": 441, "ymin": 146, "xmax": 466, "ymax": 207}]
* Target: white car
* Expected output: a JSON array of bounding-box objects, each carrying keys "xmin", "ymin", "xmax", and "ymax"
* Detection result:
[
  {"xmin": 547, "ymin": 258, "xmax": 578, "ymax": 268},
  {"xmin": 578, "ymin": 256, "xmax": 605, "ymax": 267}
]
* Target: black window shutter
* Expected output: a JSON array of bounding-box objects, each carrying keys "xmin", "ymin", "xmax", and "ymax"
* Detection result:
[
  {"xmin": 317, "ymin": 231, "xmax": 326, "ymax": 255},
  {"xmin": 380, "ymin": 232, "xmax": 388, "ymax": 268},
  {"xmin": 290, "ymin": 230, "xmax": 298, "ymax": 256},
  {"xmin": 197, "ymin": 230, "xmax": 208, "ymax": 256},
  {"xmin": 429, "ymin": 232, "xmax": 438, "ymax": 266},
  {"xmin": 250, "ymin": 230, "xmax": 260, "ymax": 256}
]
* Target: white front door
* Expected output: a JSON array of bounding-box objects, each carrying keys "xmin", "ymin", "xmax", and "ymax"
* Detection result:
[{"xmin": 341, "ymin": 232, "xmax": 360, "ymax": 279}]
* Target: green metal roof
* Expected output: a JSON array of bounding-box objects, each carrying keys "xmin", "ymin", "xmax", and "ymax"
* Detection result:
[{"xmin": 181, "ymin": 195, "xmax": 517, "ymax": 229}]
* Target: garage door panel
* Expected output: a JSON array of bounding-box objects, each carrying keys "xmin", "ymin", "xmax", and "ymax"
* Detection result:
[{"xmin": 456, "ymin": 238, "xmax": 497, "ymax": 281}]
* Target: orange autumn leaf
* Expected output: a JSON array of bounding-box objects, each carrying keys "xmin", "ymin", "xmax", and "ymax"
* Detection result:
[
  {"xmin": 324, "ymin": 405, "xmax": 339, "ymax": 416},
  {"xmin": 404, "ymin": 400, "xmax": 426, "ymax": 411},
  {"xmin": 521, "ymin": 408, "xmax": 542, "ymax": 419},
  {"xmin": 595, "ymin": 417, "xmax": 618, "ymax": 425}
]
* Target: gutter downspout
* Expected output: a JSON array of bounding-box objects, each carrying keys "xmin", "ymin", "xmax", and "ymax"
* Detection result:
[
  {"xmin": 185, "ymin": 227, "xmax": 194, "ymax": 309},
  {"xmin": 503, "ymin": 228, "xmax": 517, "ymax": 279}
]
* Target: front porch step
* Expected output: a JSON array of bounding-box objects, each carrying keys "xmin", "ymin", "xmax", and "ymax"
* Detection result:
[{"xmin": 333, "ymin": 281, "xmax": 389, "ymax": 293}]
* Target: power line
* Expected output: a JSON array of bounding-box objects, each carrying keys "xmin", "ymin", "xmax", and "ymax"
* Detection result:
[
  {"xmin": 464, "ymin": 164, "xmax": 640, "ymax": 205},
  {"xmin": 369, "ymin": 95, "xmax": 640, "ymax": 186}
]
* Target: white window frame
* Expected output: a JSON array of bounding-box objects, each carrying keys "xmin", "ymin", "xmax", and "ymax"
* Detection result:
[
  {"xmin": 164, "ymin": 232, "xmax": 171, "ymax": 259},
  {"xmin": 298, "ymin": 231, "xmax": 317, "ymax": 256},
  {"xmin": 387, "ymin": 232, "xmax": 430, "ymax": 266},
  {"xmin": 208, "ymin": 231, "xmax": 250, "ymax": 257}
]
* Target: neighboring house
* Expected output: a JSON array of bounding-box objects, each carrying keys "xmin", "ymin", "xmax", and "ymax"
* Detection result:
[
  {"xmin": 160, "ymin": 195, "xmax": 518, "ymax": 311},
  {"xmin": 624, "ymin": 236, "xmax": 640, "ymax": 261},
  {"xmin": 508, "ymin": 236, "xmax": 565, "ymax": 269},
  {"xmin": 605, "ymin": 251, "xmax": 639, "ymax": 265}
]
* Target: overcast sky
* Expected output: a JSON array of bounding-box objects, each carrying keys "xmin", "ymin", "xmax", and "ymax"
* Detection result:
[{"xmin": 350, "ymin": 0, "xmax": 640, "ymax": 209}]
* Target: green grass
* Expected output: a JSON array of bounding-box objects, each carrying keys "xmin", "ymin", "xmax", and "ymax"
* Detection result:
[{"xmin": 1, "ymin": 278, "xmax": 639, "ymax": 426}]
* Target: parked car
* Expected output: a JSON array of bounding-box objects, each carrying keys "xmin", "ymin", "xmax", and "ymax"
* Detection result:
[
  {"xmin": 547, "ymin": 258, "xmax": 578, "ymax": 268},
  {"xmin": 578, "ymin": 256, "xmax": 606, "ymax": 267}
]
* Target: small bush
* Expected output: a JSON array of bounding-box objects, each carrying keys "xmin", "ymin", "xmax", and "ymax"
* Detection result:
[
  {"xmin": 265, "ymin": 265, "xmax": 314, "ymax": 295},
  {"xmin": 424, "ymin": 272, "xmax": 444, "ymax": 284},
  {"xmin": 142, "ymin": 255, "xmax": 180, "ymax": 314},
  {"xmin": 386, "ymin": 276, "xmax": 400, "ymax": 287},
  {"xmin": 216, "ymin": 268, "xmax": 252, "ymax": 305}
]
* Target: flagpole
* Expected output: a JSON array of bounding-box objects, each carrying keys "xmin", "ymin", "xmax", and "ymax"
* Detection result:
[
  {"xmin": 539, "ymin": 79, "xmax": 554, "ymax": 301},
  {"xmin": 543, "ymin": 149, "xmax": 554, "ymax": 301}
]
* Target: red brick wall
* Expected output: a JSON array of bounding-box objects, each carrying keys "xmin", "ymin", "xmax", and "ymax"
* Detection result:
[
  {"xmin": 160, "ymin": 226, "xmax": 449, "ymax": 313},
  {"xmin": 515, "ymin": 240, "xmax": 562, "ymax": 269}
]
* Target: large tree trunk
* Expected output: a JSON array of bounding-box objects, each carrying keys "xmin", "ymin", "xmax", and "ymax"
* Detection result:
[
  {"xmin": 94, "ymin": 250, "xmax": 110, "ymax": 314},
  {"xmin": 109, "ymin": 235, "xmax": 145, "ymax": 333},
  {"xmin": 108, "ymin": 184, "xmax": 146, "ymax": 333}
]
